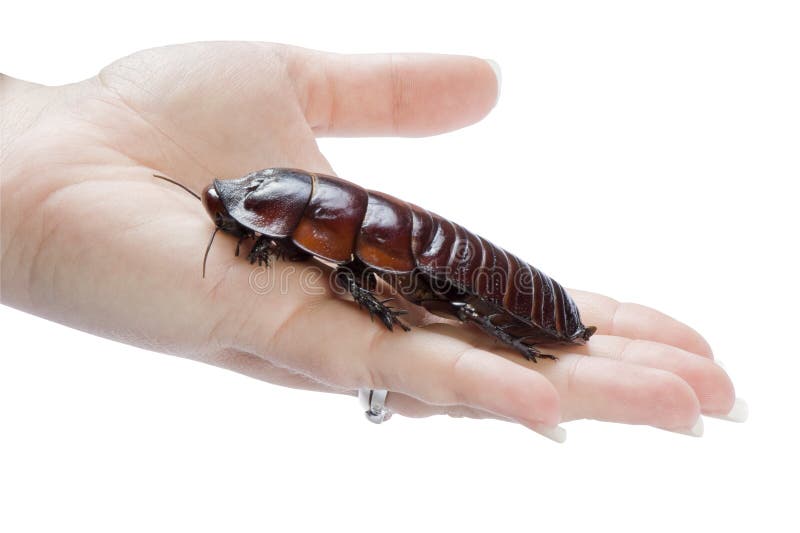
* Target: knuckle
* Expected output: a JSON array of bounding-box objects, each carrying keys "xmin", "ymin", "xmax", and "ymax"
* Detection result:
[
  {"xmin": 617, "ymin": 338, "xmax": 642, "ymax": 361},
  {"xmin": 388, "ymin": 53, "xmax": 407, "ymax": 134},
  {"xmin": 445, "ymin": 346, "xmax": 478, "ymax": 405},
  {"xmin": 358, "ymin": 326, "xmax": 394, "ymax": 391},
  {"xmin": 564, "ymin": 355, "xmax": 584, "ymax": 396}
]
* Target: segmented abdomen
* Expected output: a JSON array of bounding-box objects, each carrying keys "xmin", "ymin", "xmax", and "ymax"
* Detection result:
[{"xmin": 408, "ymin": 205, "xmax": 583, "ymax": 340}]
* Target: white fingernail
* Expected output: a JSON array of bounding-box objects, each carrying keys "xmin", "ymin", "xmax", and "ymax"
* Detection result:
[
  {"xmin": 707, "ymin": 397, "xmax": 749, "ymax": 423},
  {"xmin": 714, "ymin": 359, "xmax": 727, "ymax": 370},
  {"xmin": 533, "ymin": 424, "xmax": 567, "ymax": 443},
  {"xmin": 667, "ymin": 417, "xmax": 704, "ymax": 437},
  {"xmin": 484, "ymin": 59, "xmax": 502, "ymax": 105}
]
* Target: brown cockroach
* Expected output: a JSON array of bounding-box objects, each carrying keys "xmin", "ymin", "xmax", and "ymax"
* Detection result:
[{"xmin": 155, "ymin": 168, "xmax": 596, "ymax": 361}]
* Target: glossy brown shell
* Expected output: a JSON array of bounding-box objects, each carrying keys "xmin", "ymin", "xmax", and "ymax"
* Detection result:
[
  {"xmin": 215, "ymin": 169, "xmax": 312, "ymax": 238},
  {"xmin": 214, "ymin": 168, "xmax": 592, "ymax": 343},
  {"xmin": 291, "ymin": 173, "xmax": 368, "ymax": 262}
]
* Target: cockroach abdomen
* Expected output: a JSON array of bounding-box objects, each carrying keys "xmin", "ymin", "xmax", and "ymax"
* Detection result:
[{"xmin": 356, "ymin": 191, "xmax": 415, "ymax": 273}]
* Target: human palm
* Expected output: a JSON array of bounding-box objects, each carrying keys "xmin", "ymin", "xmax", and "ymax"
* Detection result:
[{"xmin": 0, "ymin": 42, "xmax": 743, "ymax": 439}]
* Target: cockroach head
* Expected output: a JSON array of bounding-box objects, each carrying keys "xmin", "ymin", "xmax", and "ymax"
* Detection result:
[{"xmin": 201, "ymin": 183, "xmax": 239, "ymax": 233}]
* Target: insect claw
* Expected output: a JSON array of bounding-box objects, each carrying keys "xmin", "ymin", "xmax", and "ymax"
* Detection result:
[{"xmin": 393, "ymin": 316, "xmax": 411, "ymax": 331}]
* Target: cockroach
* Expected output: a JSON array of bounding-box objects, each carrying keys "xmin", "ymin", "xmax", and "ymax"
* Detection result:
[{"xmin": 155, "ymin": 168, "xmax": 596, "ymax": 361}]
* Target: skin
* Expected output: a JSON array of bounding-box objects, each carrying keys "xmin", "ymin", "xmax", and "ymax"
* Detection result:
[{"xmin": 0, "ymin": 42, "xmax": 738, "ymax": 436}]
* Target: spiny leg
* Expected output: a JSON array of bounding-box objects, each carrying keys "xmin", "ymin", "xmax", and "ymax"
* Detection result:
[
  {"xmin": 452, "ymin": 303, "xmax": 557, "ymax": 363},
  {"xmin": 247, "ymin": 235, "xmax": 273, "ymax": 266},
  {"xmin": 247, "ymin": 236, "xmax": 312, "ymax": 266},
  {"xmin": 515, "ymin": 343, "xmax": 558, "ymax": 363},
  {"xmin": 335, "ymin": 267, "xmax": 410, "ymax": 332},
  {"xmin": 271, "ymin": 239, "xmax": 312, "ymax": 262}
]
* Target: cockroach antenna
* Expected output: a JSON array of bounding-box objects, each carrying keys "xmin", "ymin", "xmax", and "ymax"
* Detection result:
[
  {"xmin": 153, "ymin": 173, "xmax": 201, "ymax": 200},
  {"xmin": 154, "ymin": 172, "xmax": 217, "ymax": 277},
  {"xmin": 203, "ymin": 227, "xmax": 220, "ymax": 279}
]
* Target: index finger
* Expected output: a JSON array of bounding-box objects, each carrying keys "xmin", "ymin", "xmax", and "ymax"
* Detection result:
[{"xmin": 568, "ymin": 289, "xmax": 714, "ymax": 358}]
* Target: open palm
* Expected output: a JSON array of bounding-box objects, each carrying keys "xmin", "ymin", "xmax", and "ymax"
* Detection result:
[{"xmin": 0, "ymin": 42, "xmax": 743, "ymax": 439}]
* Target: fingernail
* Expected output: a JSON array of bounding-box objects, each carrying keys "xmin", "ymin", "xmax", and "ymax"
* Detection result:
[
  {"xmin": 707, "ymin": 397, "xmax": 749, "ymax": 423},
  {"xmin": 484, "ymin": 59, "xmax": 502, "ymax": 105},
  {"xmin": 714, "ymin": 359, "xmax": 727, "ymax": 370},
  {"xmin": 666, "ymin": 417, "xmax": 704, "ymax": 437},
  {"xmin": 526, "ymin": 423, "xmax": 567, "ymax": 443}
]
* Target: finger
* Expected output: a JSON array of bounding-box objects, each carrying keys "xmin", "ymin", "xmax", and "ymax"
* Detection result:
[
  {"xmin": 574, "ymin": 335, "xmax": 735, "ymax": 416},
  {"xmin": 198, "ymin": 325, "xmax": 508, "ymax": 420},
  {"xmin": 568, "ymin": 289, "xmax": 714, "ymax": 357},
  {"xmin": 229, "ymin": 287, "xmax": 561, "ymax": 428},
  {"xmin": 517, "ymin": 351, "xmax": 701, "ymax": 431},
  {"xmin": 380, "ymin": 390, "xmax": 567, "ymax": 437},
  {"xmin": 291, "ymin": 49, "xmax": 499, "ymax": 136},
  {"xmin": 203, "ymin": 347, "xmax": 539, "ymax": 430}
]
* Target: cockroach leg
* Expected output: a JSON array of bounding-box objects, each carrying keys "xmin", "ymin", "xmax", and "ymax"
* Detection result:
[
  {"xmin": 247, "ymin": 236, "xmax": 311, "ymax": 266},
  {"xmin": 247, "ymin": 235, "xmax": 273, "ymax": 266},
  {"xmin": 235, "ymin": 234, "xmax": 251, "ymax": 257},
  {"xmin": 272, "ymin": 239, "xmax": 312, "ymax": 262},
  {"xmin": 450, "ymin": 302, "xmax": 558, "ymax": 363},
  {"xmin": 335, "ymin": 266, "xmax": 410, "ymax": 332},
  {"xmin": 515, "ymin": 344, "xmax": 558, "ymax": 363}
]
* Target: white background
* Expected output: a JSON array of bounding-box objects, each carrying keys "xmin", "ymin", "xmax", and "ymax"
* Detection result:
[{"xmin": 2, "ymin": 1, "xmax": 798, "ymax": 531}]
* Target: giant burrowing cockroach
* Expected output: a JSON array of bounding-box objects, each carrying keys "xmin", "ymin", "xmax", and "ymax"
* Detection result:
[{"xmin": 155, "ymin": 168, "xmax": 596, "ymax": 361}]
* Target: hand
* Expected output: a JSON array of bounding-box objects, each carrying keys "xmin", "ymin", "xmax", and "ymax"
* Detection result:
[{"xmin": 0, "ymin": 42, "xmax": 744, "ymax": 440}]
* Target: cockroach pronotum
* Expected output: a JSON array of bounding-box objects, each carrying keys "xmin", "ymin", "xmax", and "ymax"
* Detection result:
[{"xmin": 155, "ymin": 168, "xmax": 596, "ymax": 361}]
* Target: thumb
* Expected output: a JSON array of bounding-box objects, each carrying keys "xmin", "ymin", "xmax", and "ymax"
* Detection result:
[{"xmin": 289, "ymin": 48, "xmax": 500, "ymax": 137}]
